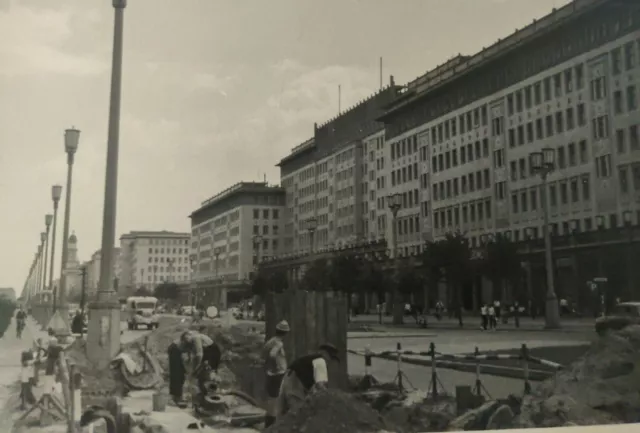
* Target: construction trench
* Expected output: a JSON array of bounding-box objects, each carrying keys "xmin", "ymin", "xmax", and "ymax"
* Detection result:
[{"xmin": 11, "ymin": 321, "xmax": 640, "ymax": 432}]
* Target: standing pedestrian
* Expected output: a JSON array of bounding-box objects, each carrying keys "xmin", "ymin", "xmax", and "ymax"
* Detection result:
[
  {"xmin": 493, "ymin": 300, "xmax": 501, "ymax": 322},
  {"xmin": 480, "ymin": 304, "xmax": 488, "ymax": 330},
  {"xmin": 488, "ymin": 304, "xmax": 496, "ymax": 330},
  {"xmin": 263, "ymin": 320, "xmax": 289, "ymax": 427}
]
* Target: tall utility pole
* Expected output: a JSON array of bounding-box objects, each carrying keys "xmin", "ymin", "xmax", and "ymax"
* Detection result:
[{"xmin": 87, "ymin": 0, "xmax": 127, "ymax": 368}]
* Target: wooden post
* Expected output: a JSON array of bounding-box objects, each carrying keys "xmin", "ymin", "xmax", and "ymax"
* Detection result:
[{"xmin": 70, "ymin": 365, "xmax": 82, "ymax": 426}]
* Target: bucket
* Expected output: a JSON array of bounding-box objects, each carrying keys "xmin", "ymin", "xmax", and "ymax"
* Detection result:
[{"xmin": 152, "ymin": 392, "xmax": 168, "ymax": 412}]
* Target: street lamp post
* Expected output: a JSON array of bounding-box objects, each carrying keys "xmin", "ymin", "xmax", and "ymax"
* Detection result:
[
  {"xmin": 387, "ymin": 193, "xmax": 402, "ymax": 325},
  {"xmin": 214, "ymin": 247, "xmax": 222, "ymax": 309},
  {"xmin": 595, "ymin": 215, "xmax": 606, "ymax": 315},
  {"xmin": 37, "ymin": 232, "xmax": 46, "ymax": 292},
  {"xmin": 307, "ymin": 218, "xmax": 318, "ymax": 253},
  {"xmin": 48, "ymin": 185, "xmax": 63, "ymax": 322},
  {"xmin": 56, "ymin": 127, "xmax": 80, "ymax": 338},
  {"xmin": 87, "ymin": 0, "xmax": 127, "ymax": 367},
  {"xmin": 167, "ymin": 258, "xmax": 175, "ymax": 283},
  {"xmin": 623, "ymin": 211, "xmax": 634, "ymax": 301},
  {"xmin": 189, "ymin": 256, "xmax": 196, "ymax": 317},
  {"xmin": 529, "ymin": 148, "xmax": 560, "ymax": 329}
]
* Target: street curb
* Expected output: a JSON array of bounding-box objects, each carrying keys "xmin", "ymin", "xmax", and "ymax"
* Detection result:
[
  {"xmin": 353, "ymin": 352, "xmax": 552, "ymax": 382},
  {"xmin": 362, "ymin": 325, "xmax": 589, "ymax": 334},
  {"xmin": 348, "ymin": 333, "xmax": 437, "ymax": 340}
]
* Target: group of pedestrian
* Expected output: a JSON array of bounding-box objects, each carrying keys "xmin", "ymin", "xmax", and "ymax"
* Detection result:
[{"xmin": 480, "ymin": 300, "xmax": 501, "ymax": 331}]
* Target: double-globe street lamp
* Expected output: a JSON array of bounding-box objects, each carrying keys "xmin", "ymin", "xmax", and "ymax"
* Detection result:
[
  {"xmin": 387, "ymin": 193, "xmax": 402, "ymax": 325},
  {"xmin": 56, "ymin": 127, "xmax": 80, "ymax": 337},
  {"xmin": 529, "ymin": 148, "xmax": 560, "ymax": 329}
]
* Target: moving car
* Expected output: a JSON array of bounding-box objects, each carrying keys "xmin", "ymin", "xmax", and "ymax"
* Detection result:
[
  {"xmin": 125, "ymin": 296, "xmax": 159, "ymax": 330},
  {"xmin": 595, "ymin": 302, "xmax": 640, "ymax": 334}
]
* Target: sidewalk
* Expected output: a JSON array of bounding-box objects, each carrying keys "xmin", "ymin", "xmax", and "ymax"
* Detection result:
[
  {"xmin": 349, "ymin": 314, "xmax": 594, "ymax": 333},
  {"xmin": 0, "ymin": 318, "xmax": 48, "ymax": 432}
]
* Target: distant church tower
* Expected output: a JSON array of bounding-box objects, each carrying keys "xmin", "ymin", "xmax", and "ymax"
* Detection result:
[
  {"xmin": 67, "ymin": 232, "xmax": 80, "ymax": 268},
  {"xmin": 65, "ymin": 232, "xmax": 82, "ymax": 300}
]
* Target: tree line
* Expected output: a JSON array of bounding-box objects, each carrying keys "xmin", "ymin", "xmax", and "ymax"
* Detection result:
[{"xmin": 252, "ymin": 231, "xmax": 524, "ymax": 325}]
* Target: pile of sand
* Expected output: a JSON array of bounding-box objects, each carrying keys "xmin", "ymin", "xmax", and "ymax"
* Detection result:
[
  {"xmin": 266, "ymin": 388, "xmax": 388, "ymax": 433},
  {"xmin": 516, "ymin": 325, "xmax": 640, "ymax": 427}
]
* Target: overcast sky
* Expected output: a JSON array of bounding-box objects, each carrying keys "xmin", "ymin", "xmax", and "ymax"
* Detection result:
[{"xmin": 1, "ymin": 0, "xmax": 568, "ymax": 295}]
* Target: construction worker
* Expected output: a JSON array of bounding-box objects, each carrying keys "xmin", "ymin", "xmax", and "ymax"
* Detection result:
[
  {"xmin": 178, "ymin": 330, "xmax": 223, "ymax": 396},
  {"xmin": 263, "ymin": 320, "xmax": 289, "ymax": 427},
  {"xmin": 276, "ymin": 343, "xmax": 340, "ymax": 418}
]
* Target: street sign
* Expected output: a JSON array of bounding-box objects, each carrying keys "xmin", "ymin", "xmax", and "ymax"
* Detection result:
[{"xmin": 594, "ymin": 277, "xmax": 608, "ymax": 283}]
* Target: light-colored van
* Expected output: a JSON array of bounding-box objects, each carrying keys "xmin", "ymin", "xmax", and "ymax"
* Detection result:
[{"xmin": 126, "ymin": 296, "xmax": 159, "ymax": 330}]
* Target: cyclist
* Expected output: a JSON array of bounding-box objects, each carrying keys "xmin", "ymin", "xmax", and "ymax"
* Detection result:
[{"xmin": 15, "ymin": 308, "xmax": 27, "ymax": 339}]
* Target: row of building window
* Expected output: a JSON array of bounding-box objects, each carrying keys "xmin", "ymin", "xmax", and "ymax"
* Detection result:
[
  {"xmin": 433, "ymin": 199, "xmax": 493, "ymax": 230},
  {"xmin": 432, "ymin": 139, "xmax": 490, "ymax": 173},
  {"xmin": 433, "ymin": 169, "xmax": 491, "ymax": 202},
  {"xmin": 252, "ymin": 208, "xmax": 280, "ymax": 220}
]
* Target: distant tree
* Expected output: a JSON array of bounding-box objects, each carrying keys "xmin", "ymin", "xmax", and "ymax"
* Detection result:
[
  {"xmin": 0, "ymin": 298, "xmax": 16, "ymax": 337},
  {"xmin": 300, "ymin": 259, "xmax": 331, "ymax": 292},
  {"xmin": 153, "ymin": 282, "xmax": 180, "ymax": 301},
  {"xmin": 329, "ymin": 255, "xmax": 365, "ymax": 319},
  {"xmin": 481, "ymin": 233, "xmax": 523, "ymax": 304},
  {"xmin": 134, "ymin": 286, "xmax": 153, "ymax": 297},
  {"xmin": 252, "ymin": 268, "xmax": 288, "ymax": 297},
  {"xmin": 422, "ymin": 231, "xmax": 471, "ymax": 327},
  {"xmin": 359, "ymin": 259, "xmax": 389, "ymax": 307}
]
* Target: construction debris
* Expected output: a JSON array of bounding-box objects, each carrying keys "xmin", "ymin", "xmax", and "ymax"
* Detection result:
[{"xmin": 514, "ymin": 326, "xmax": 640, "ymax": 427}]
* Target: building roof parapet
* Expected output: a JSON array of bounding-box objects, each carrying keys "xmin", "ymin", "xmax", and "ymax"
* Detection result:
[
  {"xmin": 380, "ymin": 0, "xmax": 607, "ymax": 119},
  {"xmin": 120, "ymin": 230, "xmax": 190, "ymax": 240},
  {"xmin": 200, "ymin": 182, "xmax": 284, "ymax": 208}
]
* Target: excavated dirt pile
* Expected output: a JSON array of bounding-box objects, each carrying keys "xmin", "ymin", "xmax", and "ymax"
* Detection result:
[
  {"xmin": 122, "ymin": 320, "xmax": 264, "ymax": 388},
  {"xmin": 265, "ymin": 388, "xmax": 388, "ymax": 433},
  {"xmin": 515, "ymin": 325, "xmax": 640, "ymax": 428},
  {"xmin": 65, "ymin": 338, "xmax": 126, "ymax": 397}
]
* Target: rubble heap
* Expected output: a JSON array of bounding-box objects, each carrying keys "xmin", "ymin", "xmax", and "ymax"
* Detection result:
[
  {"xmin": 266, "ymin": 388, "xmax": 388, "ymax": 433},
  {"xmin": 65, "ymin": 338, "xmax": 125, "ymax": 397},
  {"xmin": 515, "ymin": 325, "xmax": 640, "ymax": 427}
]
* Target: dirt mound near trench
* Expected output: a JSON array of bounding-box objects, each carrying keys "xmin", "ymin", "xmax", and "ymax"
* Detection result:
[
  {"xmin": 266, "ymin": 388, "xmax": 388, "ymax": 433},
  {"xmin": 122, "ymin": 319, "xmax": 265, "ymax": 388},
  {"xmin": 65, "ymin": 338, "xmax": 125, "ymax": 397},
  {"xmin": 516, "ymin": 325, "xmax": 640, "ymax": 427}
]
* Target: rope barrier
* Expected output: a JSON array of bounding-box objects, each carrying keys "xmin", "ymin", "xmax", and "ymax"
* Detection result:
[{"xmin": 350, "ymin": 342, "xmax": 564, "ymax": 399}]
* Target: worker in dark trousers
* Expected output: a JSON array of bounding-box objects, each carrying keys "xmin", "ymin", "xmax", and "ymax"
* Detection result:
[
  {"xmin": 276, "ymin": 344, "xmax": 340, "ymax": 418},
  {"xmin": 263, "ymin": 320, "xmax": 289, "ymax": 427},
  {"xmin": 168, "ymin": 340, "xmax": 186, "ymax": 405},
  {"xmin": 179, "ymin": 330, "xmax": 223, "ymax": 396}
]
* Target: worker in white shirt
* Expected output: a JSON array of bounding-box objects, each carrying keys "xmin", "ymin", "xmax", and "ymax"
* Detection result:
[
  {"xmin": 263, "ymin": 320, "xmax": 289, "ymax": 427},
  {"xmin": 276, "ymin": 343, "xmax": 340, "ymax": 418}
]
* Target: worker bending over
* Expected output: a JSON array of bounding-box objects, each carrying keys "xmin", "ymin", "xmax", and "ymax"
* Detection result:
[
  {"xmin": 276, "ymin": 343, "xmax": 340, "ymax": 418},
  {"xmin": 263, "ymin": 320, "xmax": 289, "ymax": 427},
  {"xmin": 168, "ymin": 330, "xmax": 223, "ymax": 405}
]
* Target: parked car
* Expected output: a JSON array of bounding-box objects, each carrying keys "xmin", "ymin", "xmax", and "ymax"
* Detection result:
[{"xmin": 595, "ymin": 302, "xmax": 640, "ymax": 335}]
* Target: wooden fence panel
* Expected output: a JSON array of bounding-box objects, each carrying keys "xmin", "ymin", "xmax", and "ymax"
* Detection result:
[{"xmin": 265, "ymin": 290, "xmax": 348, "ymax": 389}]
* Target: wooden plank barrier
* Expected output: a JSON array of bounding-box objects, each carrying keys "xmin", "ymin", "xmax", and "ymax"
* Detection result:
[{"xmin": 265, "ymin": 290, "xmax": 349, "ymax": 390}]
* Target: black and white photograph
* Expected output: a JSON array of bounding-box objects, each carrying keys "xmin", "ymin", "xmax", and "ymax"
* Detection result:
[{"xmin": 1, "ymin": 0, "xmax": 639, "ymax": 432}]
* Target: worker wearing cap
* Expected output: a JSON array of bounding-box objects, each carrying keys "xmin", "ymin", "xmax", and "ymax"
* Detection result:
[
  {"xmin": 276, "ymin": 343, "xmax": 340, "ymax": 418},
  {"xmin": 179, "ymin": 330, "xmax": 223, "ymax": 396},
  {"xmin": 263, "ymin": 320, "xmax": 289, "ymax": 427}
]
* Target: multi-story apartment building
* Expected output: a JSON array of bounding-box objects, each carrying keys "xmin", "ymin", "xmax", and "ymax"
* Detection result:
[
  {"xmin": 278, "ymin": 78, "xmax": 400, "ymax": 253},
  {"xmin": 118, "ymin": 231, "xmax": 190, "ymax": 295},
  {"xmin": 84, "ymin": 248, "xmax": 121, "ymax": 296},
  {"xmin": 376, "ymin": 0, "xmax": 640, "ymax": 256},
  {"xmin": 269, "ymin": 0, "xmax": 640, "ymax": 310},
  {"xmin": 189, "ymin": 182, "xmax": 286, "ymax": 306}
]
